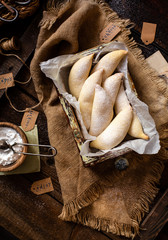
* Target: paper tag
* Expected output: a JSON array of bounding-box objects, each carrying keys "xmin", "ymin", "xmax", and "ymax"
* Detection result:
[
  {"xmin": 146, "ymin": 51, "xmax": 168, "ymax": 80},
  {"xmin": 0, "ymin": 73, "xmax": 15, "ymax": 90},
  {"xmin": 141, "ymin": 22, "xmax": 157, "ymax": 45},
  {"xmin": 21, "ymin": 109, "xmax": 39, "ymax": 132},
  {"xmin": 100, "ymin": 23, "xmax": 121, "ymax": 43},
  {"xmin": 31, "ymin": 177, "xmax": 54, "ymax": 195}
]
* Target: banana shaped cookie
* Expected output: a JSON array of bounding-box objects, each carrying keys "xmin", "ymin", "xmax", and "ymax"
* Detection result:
[
  {"xmin": 90, "ymin": 105, "xmax": 133, "ymax": 150},
  {"xmin": 102, "ymin": 72, "xmax": 123, "ymax": 103},
  {"xmin": 89, "ymin": 85, "xmax": 114, "ymax": 136},
  {"xmin": 115, "ymin": 82, "xmax": 149, "ymax": 140},
  {"xmin": 91, "ymin": 50, "xmax": 127, "ymax": 80},
  {"xmin": 68, "ymin": 53, "xmax": 94, "ymax": 99},
  {"xmin": 78, "ymin": 69, "xmax": 103, "ymax": 130},
  {"xmin": 129, "ymin": 112, "xmax": 149, "ymax": 140}
]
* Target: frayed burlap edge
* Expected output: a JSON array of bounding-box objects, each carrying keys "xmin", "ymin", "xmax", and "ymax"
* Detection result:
[
  {"xmin": 59, "ymin": 158, "xmax": 164, "ymax": 239},
  {"xmin": 39, "ymin": 0, "xmax": 71, "ymax": 30},
  {"xmin": 59, "ymin": 181, "xmax": 104, "ymax": 217},
  {"xmin": 130, "ymin": 160, "xmax": 165, "ymax": 223},
  {"xmin": 40, "ymin": 0, "xmax": 167, "ymax": 238},
  {"xmin": 71, "ymin": 214, "xmax": 139, "ymax": 239}
]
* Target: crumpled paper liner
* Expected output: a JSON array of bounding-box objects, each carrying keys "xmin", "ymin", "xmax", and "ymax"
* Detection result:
[{"xmin": 40, "ymin": 41, "xmax": 160, "ymax": 158}]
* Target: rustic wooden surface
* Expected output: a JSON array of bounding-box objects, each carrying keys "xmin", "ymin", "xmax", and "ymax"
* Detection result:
[{"xmin": 0, "ymin": 0, "xmax": 168, "ymax": 240}]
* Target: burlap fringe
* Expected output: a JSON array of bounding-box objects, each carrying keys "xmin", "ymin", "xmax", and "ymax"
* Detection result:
[
  {"xmin": 43, "ymin": 0, "xmax": 166, "ymax": 238},
  {"xmin": 59, "ymin": 159, "xmax": 164, "ymax": 239},
  {"xmin": 46, "ymin": 0, "xmax": 70, "ymax": 9},
  {"xmin": 40, "ymin": 0, "xmax": 71, "ymax": 30},
  {"xmin": 70, "ymin": 213, "xmax": 139, "ymax": 239},
  {"xmin": 131, "ymin": 160, "xmax": 164, "ymax": 224},
  {"xmin": 59, "ymin": 181, "xmax": 103, "ymax": 218}
]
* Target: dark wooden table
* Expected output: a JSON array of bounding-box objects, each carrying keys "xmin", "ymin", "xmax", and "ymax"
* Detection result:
[{"xmin": 0, "ymin": 1, "xmax": 168, "ymax": 240}]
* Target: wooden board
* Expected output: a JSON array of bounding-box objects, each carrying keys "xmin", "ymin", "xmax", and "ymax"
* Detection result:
[
  {"xmin": 105, "ymin": 0, "xmax": 168, "ymax": 53},
  {"xmin": 0, "ymin": 0, "xmax": 168, "ymax": 240}
]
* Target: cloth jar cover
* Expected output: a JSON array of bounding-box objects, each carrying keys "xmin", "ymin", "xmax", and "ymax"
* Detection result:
[{"xmin": 30, "ymin": 0, "xmax": 168, "ymax": 238}]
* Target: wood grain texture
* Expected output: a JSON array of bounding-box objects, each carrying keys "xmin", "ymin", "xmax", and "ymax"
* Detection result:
[
  {"xmin": 0, "ymin": 175, "xmax": 74, "ymax": 240},
  {"xmin": 0, "ymin": 0, "xmax": 168, "ymax": 240},
  {"xmin": 105, "ymin": 0, "xmax": 168, "ymax": 52},
  {"xmin": 139, "ymin": 189, "xmax": 168, "ymax": 240},
  {"xmin": 0, "ymin": 226, "xmax": 20, "ymax": 240},
  {"xmin": 104, "ymin": 232, "xmax": 130, "ymax": 240},
  {"xmin": 155, "ymin": 223, "xmax": 168, "ymax": 240},
  {"xmin": 70, "ymin": 224, "xmax": 111, "ymax": 240},
  {"xmin": 0, "ymin": 9, "xmax": 41, "ymax": 100},
  {"xmin": 0, "ymin": 11, "xmax": 41, "ymax": 77}
]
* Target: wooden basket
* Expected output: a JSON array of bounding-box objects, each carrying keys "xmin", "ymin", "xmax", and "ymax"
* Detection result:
[
  {"xmin": 58, "ymin": 44, "xmax": 137, "ymax": 167},
  {"xmin": 59, "ymin": 96, "xmax": 133, "ymax": 167}
]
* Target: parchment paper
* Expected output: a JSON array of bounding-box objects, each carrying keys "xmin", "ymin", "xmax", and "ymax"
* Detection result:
[{"xmin": 40, "ymin": 41, "xmax": 160, "ymax": 157}]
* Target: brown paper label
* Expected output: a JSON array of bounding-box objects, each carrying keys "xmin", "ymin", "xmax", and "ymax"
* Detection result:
[
  {"xmin": 0, "ymin": 72, "xmax": 15, "ymax": 90},
  {"xmin": 141, "ymin": 22, "xmax": 157, "ymax": 45},
  {"xmin": 100, "ymin": 23, "xmax": 121, "ymax": 43},
  {"xmin": 21, "ymin": 109, "xmax": 39, "ymax": 132},
  {"xmin": 31, "ymin": 177, "xmax": 54, "ymax": 195}
]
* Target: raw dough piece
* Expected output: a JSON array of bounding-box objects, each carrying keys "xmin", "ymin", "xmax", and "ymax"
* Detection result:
[
  {"xmin": 115, "ymin": 82, "xmax": 149, "ymax": 140},
  {"xmin": 90, "ymin": 105, "xmax": 133, "ymax": 150},
  {"xmin": 89, "ymin": 85, "xmax": 113, "ymax": 136},
  {"xmin": 91, "ymin": 50, "xmax": 127, "ymax": 80},
  {"xmin": 68, "ymin": 53, "xmax": 94, "ymax": 99},
  {"xmin": 129, "ymin": 112, "xmax": 149, "ymax": 140},
  {"xmin": 114, "ymin": 82, "xmax": 130, "ymax": 112},
  {"xmin": 102, "ymin": 72, "xmax": 123, "ymax": 103},
  {"xmin": 78, "ymin": 69, "xmax": 103, "ymax": 130}
]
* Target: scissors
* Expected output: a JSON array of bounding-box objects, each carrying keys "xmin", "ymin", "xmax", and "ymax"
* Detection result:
[{"xmin": 0, "ymin": 0, "xmax": 32, "ymax": 22}]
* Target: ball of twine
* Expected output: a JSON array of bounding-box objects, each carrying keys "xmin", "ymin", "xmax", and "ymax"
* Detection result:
[{"xmin": 0, "ymin": 36, "xmax": 20, "ymax": 52}]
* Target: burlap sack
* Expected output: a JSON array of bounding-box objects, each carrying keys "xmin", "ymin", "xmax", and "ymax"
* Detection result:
[{"xmin": 30, "ymin": 0, "xmax": 168, "ymax": 238}]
